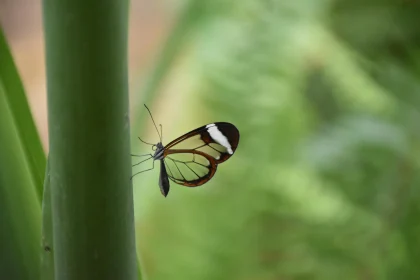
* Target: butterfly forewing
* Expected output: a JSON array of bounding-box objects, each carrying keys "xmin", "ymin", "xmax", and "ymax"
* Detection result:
[
  {"xmin": 164, "ymin": 122, "xmax": 240, "ymax": 164},
  {"xmin": 163, "ymin": 150, "xmax": 217, "ymax": 187}
]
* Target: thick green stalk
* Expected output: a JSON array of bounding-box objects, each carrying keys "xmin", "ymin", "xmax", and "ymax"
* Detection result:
[
  {"xmin": 42, "ymin": 0, "xmax": 137, "ymax": 279},
  {"xmin": 41, "ymin": 158, "xmax": 54, "ymax": 280}
]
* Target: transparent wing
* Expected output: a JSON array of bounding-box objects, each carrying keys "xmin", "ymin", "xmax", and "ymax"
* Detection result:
[
  {"xmin": 163, "ymin": 150, "xmax": 217, "ymax": 187},
  {"xmin": 164, "ymin": 122, "xmax": 240, "ymax": 164}
]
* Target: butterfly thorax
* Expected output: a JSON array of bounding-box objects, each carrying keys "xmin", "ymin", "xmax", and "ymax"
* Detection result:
[{"xmin": 153, "ymin": 142, "xmax": 165, "ymax": 160}]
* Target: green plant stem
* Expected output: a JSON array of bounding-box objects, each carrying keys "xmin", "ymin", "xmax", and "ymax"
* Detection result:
[
  {"xmin": 42, "ymin": 0, "xmax": 137, "ymax": 279},
  {"xmin": 41, "ymin": 158, "xmax": 54, "ymax": 280}
]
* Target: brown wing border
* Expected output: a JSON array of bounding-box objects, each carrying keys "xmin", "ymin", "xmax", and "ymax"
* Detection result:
[{"xmin": 163, "ymin": 149, "xmax": 217, "ymax": 187}]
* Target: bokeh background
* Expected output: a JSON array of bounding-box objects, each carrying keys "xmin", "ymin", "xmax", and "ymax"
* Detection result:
[{"xmin": 2, "ymin": 0, "xmax": 420, "ymax": 279}]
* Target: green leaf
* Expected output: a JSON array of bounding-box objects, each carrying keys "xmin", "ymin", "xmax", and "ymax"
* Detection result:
[
  {"xmin": 0, "ymin": 28, "xmax": 46, "ymax": 202},
  {"xmin": 0, "ymin": 25, "xmax": 44, "ymax": 280},
  {"xmin": 0, "ymin": 80, "xmax": 41, "ymax": 279}
]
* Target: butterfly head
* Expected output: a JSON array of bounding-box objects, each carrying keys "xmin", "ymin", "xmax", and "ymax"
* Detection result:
[{"xmin": 152, "ymin": 142, "xmax": 165, "ymax": 160}]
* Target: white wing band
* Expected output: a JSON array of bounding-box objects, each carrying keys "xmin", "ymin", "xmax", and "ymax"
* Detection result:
[{"xmin": 206, "ymin": 124, "xmax": 233, "ymax": 154}]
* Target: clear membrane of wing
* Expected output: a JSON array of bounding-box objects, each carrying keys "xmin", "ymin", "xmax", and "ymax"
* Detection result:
[
  {"xmin": 166, "ymin": 133, "xmax": 229, "ymax": 161},
  {"xmin": 163, "ymin": 151, "xmax": 216, "ymax": 186},
  {"xmin": 168, "ymin": 134, "xmax": 202, "ymax": 149},
  {"xmin": 196, "ymin": 143, "xmax": 227, "ymax": 160}
]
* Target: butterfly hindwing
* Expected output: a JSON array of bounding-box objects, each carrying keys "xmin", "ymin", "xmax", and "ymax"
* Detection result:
[{"xmin": 163, "ymin": 149, "xmax": 217, "ymax": 187}]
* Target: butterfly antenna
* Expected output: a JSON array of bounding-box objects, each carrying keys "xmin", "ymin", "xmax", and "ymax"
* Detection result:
[
  {"xmin": 144, "ymin": 104, "xmax": 162, "ymax": 141},
  {"xmin": 159, "ymin": 124, "xmax": 163, "ymax": 142},
  {"xmin": 137, "ymin": 137, "xmax": 154, "ymax": 146}
]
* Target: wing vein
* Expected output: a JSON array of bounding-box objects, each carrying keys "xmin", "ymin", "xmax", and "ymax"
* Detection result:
[
  {"xmin": 207, "ymin": 144, "xmax": 224, "ymax": 153},
  {"xmin": 183, "ymin": 162, "xmax": 200, "ymax": 178},
  {"xmin": 167, "ymin": 156, "xmax": 209, "ymax": 169},
  {"xmin": 167, "ymin": 157, "xmax": 187, "ymax": 181},
  {"xmin": 163, "ymin": 159, "xmax": 175, "ymax": 178}
]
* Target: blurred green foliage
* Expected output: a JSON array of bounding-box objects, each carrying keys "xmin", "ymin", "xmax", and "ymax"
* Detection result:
[{"xmin": 133, "ymin": 0, "xmax": 420, "ymax": 279}]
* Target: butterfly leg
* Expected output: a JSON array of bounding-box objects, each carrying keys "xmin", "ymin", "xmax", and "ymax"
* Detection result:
[
  {"xmin": 131, "ymin": 153, "xmax": 152, "ymax": 157},
  {"xmin": 131, "ymin": 159, "xmax": 156, "ymax": 180},
  {"xmin": 132, "ymin": 155, "xmax": 153, "ymax": 167}
]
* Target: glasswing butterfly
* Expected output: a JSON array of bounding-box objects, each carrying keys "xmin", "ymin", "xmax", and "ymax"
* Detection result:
[{"xmin": 131, "ymin": 105, "xmax": 240, "ymax": 197}]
